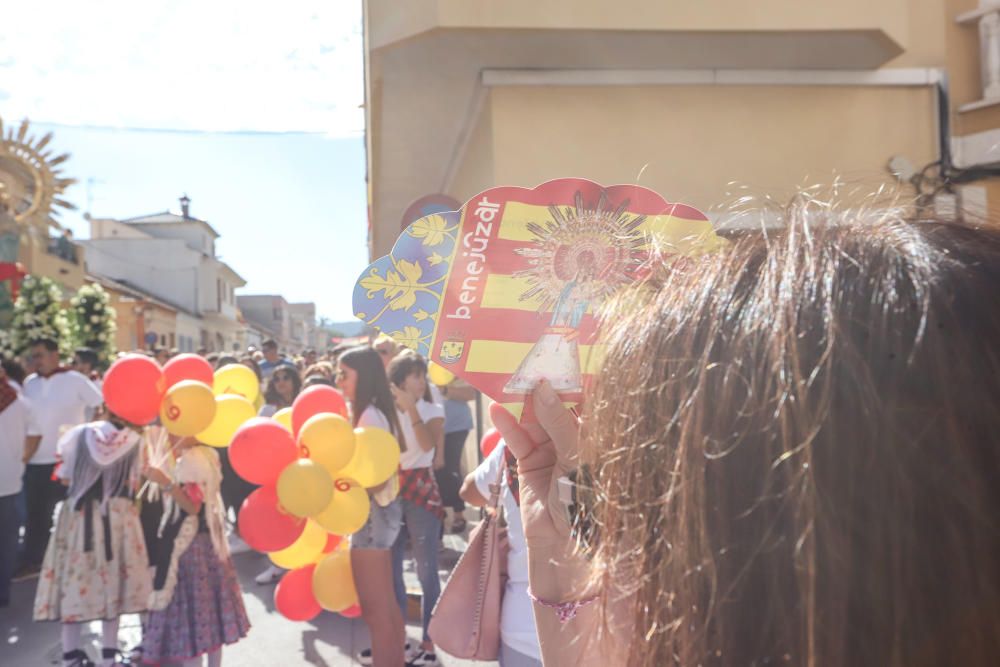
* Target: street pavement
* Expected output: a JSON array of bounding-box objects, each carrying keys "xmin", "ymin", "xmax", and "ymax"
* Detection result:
[{"xmin": 0, "ymin": 529, "xmax": 493, "ymax": 666}]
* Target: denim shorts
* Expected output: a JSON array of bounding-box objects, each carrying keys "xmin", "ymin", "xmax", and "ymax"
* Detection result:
[{"xmin": 351, "ymin": 497, "xmax": 403, "ymax": 550}]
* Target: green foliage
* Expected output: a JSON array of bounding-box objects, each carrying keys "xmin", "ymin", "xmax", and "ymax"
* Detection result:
[
  {"xmin": 69, "ymin": 283, "xmax": 117, "ymax": 367},
  {"xmin": 9, "ymin": 275, "xmax": 72, "ymax": 358}
]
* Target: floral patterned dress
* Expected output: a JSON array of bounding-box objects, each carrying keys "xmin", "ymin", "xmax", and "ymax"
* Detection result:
[
  {"xmin": 141, "ymin": 446, "xmax": 250, "ymax": 663},
  {"xmin": 33, "ymin": 424, "xmax": 152, "ymax": 622}
]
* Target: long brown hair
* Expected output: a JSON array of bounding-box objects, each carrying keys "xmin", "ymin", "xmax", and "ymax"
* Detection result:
[
  {"xmin": 583, "ymin": 213, "xmax": 1000, "ymax": 665},
  {"xmin": 338, "ymin": 346, "xmax": 404, "ymax": 449}
]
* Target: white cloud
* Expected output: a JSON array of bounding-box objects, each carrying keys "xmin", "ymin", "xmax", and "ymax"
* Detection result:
[{"xmin": 0, "ymin": 0, "xmax": 364, "ymax": 135}]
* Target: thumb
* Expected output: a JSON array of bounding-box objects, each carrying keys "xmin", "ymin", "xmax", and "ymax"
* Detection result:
[{"xmin": 531, "ymin": 380, "xmax": 580, "ymax": 471}]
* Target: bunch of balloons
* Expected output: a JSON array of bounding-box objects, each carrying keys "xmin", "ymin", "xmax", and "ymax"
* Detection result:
[
  {"xmin": 228, "ymin": 385, "xmax": 402, "ymax": 621},
  {"xmin": 101, "ymin": 353, "xmax": 260, "ymax": 444}
]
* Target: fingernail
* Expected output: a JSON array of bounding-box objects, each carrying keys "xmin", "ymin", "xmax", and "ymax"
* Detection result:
[{"xmin": 536, "ymin": 379, "xmax": 559, "ymax": 407}]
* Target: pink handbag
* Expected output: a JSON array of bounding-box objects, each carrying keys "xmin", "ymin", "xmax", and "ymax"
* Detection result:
[{"xmin": 429, "ymin": 466, "xmax": 506, "ymax": 659}]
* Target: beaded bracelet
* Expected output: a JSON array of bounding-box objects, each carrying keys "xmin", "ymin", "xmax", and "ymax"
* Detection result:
[{"xmin": 528, "ymin": 589, "xmax": 598, "ymax": 624}]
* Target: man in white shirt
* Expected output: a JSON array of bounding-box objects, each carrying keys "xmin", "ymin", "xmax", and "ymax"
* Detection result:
[
  {"xmin": 17, "ymin": 338, "xmax": 102, "ymax": 578},
  {"xmin": 0, "ymin": 362, "xmax": 40, "ymax": 604}
]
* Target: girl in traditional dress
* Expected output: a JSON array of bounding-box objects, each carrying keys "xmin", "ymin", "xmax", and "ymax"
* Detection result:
[
  {"xmin": 33, "ymin": 415, "xmax": 152, "ymax": 667},
  {"xmin": 141, "ymin": 438, "xmax": 250, "ymax": 667}
]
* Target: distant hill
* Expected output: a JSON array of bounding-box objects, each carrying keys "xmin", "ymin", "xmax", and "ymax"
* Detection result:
[{"xmin": 325, "ymin": 320, "xmax": 369, "ymax": 338}]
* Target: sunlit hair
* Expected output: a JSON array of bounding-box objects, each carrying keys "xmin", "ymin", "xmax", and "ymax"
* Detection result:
[
  {"xmin": 263, "ymin": 365, "xmax": 302, "ymax": 408},
  {"xmin": 339, "ymin": 346, "xmax": 404, "ymax": 449},
  {"xmin": 582, "ymin": 203, "xmax": 1000, "ymax": 666},
  {"xmin": 386, "ymin": 349, "xmax": 432, "ymax": 402}
]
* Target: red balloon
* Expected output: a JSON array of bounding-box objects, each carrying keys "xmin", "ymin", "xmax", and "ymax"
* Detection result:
[
  {"xmin": 238, "ymin": 486, "xmax": 305, "ymax": 553},
  {"xmin": 274, "ymin": 564, "xmax": 321, "ymax": 621},
  {"xmin": 322, "ymin": 533, "xmax": 342, "ymax": 554},
  {"xmin": 291, "ymin": 386, "xmax": 348, "ymax": 437},
  {"xmin": 340, "ymin": 603, "xmax": 362, "ymax": 618},
  {"xmin": 102, "ymin": 354, "xmax": 165, "ymax": 425},
  {"xmin": 481, "ymin": 427, "xmax": 502, "ymax": 458},
  {"xmin": 163, "ymin": 353, "xmax": 214, "ymax": 389},
  {"xmin": 229, "ymin": 418, "xmax": 299, "ymax": 486}
]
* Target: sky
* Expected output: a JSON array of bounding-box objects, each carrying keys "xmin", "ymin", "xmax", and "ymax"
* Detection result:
[{"xmin": 0, "ymin": 1, "xmax": 368, "ymax": 321}]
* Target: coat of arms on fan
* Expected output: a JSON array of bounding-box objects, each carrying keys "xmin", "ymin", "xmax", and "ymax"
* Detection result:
[{"xmin": 353, "ymin": 178, "xmax": 725, "ymax": 420}]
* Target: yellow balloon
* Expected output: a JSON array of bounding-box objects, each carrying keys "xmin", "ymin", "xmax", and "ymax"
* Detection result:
[
  {"xmin": 337, "ymin": 427, "xmax": 401, "ymax": 488},
  {"xmin": 268, "ymin": 520, "xmax": 327, "ymax": 569},
  {"xmin": 277, "ymin": 459, "xmax": 334, "ymax": 518},
  {"xmin": 213, "ymin": 363, "xmax": 260, "ymax": 403},
  {"xmin": 300, "ymin": 414, "xmax": 356, "ymax": 474},
  {"xmin": 312, "ymin": 549, "xmax": 358, "ymax": 612},
  {"xmin": 195, "ymin": 395, "xmax": 256, "ymax": 447},
  {"xmin": 273, "ymin": 407, "xmax": 293, "ymax": 431},
  {"xmin": 312, "ymin": 478, "xmax": 370, "ymax": 535},
  {"xmin": 427, "ymin": 361, "xmax": 455, "ymax": 387},
  {"xmin": 159, "ymin": 380, "xmax": 216, "ymax": 437}
]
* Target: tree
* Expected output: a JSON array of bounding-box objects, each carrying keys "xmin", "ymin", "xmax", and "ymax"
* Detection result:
[
  {"xmin": 10, "ymin": 274, "xmax": 71, "ymax": 357},
  {"xmin": 69, "ymin": 282, "xmax": 117, "ymax": 367}
]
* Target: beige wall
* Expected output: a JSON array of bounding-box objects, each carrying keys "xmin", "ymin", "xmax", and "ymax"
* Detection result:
[
  {"xmin": 369, "ymin": 0, "xmax": 911, "ymax": 50},
  {"xmin": 480, "ymin": 84, "xmax": 938, "ymax": 213},
  {"xmin": 449, "ymin": 93, "xmax": 495, "ymax": 205},
  {"xmin": 946, "ymin": 0, "xmax": 1000, "ymax": 135},
  {"xmin": 20, "ymin": 238, "xmax": 86, "ymax": 292}
]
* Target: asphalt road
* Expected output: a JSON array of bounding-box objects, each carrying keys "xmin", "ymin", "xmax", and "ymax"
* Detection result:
[{"xmin": 1, "ymin": 530, "xmax": 491, "ymax": 666}]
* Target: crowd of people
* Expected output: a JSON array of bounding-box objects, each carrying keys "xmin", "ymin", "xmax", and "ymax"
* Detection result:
[
  {"xmin": 0, "ymin": 333, "xmax": 513, "ymax": 667},
  {"xmin": 4, "ymin": 210, "xmax": 1000, "ymax": 667}
]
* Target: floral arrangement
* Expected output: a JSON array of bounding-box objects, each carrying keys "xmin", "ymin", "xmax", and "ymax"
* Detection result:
[
  {"xmin": 10, "ymin": 274, "xmax": 72, "ymax": 357},
  {"xmin": 69, "ymin": 282, "xmax": 117, "ymax": 366}
]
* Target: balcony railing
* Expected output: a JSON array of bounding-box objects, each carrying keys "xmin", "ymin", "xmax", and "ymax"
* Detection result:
[{"xmin": 47, "ymin": 236, "xmax": 80, "ymax": 265}]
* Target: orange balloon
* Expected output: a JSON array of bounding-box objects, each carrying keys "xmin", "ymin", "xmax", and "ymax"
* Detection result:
[
  {"xmin": 312, "ymin": 478, "xmax": 369, "ymax": 535},
  {"xmin": 276, "ymin": 459, "xmax": 334, "ymax": 518},
  {"xmin": 268, "ymin": 520, "xmax": 327, "ymax": 569},
  {"xmin": 337, "ymin": 427, "xmax": 401, "ymax": 488},
  {"xmin": 299, "ymin": 413, "xmax": 356, "ymax": 474},
  {"xmin": 159, "ymin": 380, "xmax": 216, "ymax": 437},
  {"xmin": 312, "ymin": 549, "xmax": 358, "ymax": 612}
]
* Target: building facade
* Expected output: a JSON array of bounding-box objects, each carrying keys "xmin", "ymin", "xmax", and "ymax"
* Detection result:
[
  {"xmin": 237, "ymin": 294, "xmax": 293, "ymax": 351},
  {"xmin": 364, "ymin": 0, "xmax": 1000, "ymax": 259},
  {"xmin": 83, "ymin": 197, "xmax": 247, "ymax": 352}
]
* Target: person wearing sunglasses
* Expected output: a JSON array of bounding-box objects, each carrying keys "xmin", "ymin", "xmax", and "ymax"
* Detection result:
[
  {"xmin": 491, "ymin": 213, "xmax": 1000, "ymax": 666},
  {"xmin": 254, "ymin": 366, "xmax": 304, "ymax": 584}
]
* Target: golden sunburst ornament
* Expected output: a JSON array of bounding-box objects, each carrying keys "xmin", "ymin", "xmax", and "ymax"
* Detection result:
[
  {"xmin": 0, "ymin": 116, "xmax": 76, "ymax": 232},
  {"xmin": 513, "ymin": 190, "xmax": 649, "ymax": 312}
]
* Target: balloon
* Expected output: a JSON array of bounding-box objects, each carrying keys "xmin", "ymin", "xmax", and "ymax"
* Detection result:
[
  {"xmin": 238, "ymin": 486, "xmax": 305, "ymax": 553},
  {"xmin": 337, "ymin": 427, "xmax": 401, "ymax": 488},
  {"xmin": 427, "ymin": 361, "xmax": 455, "ymax": 387},
  {"xmin": 274, "ymin": 564, "xmax": 321, "ymax": 621},
  {"xmin": 291, "ymin": 385, "xmax": 348, "ymax": 436},
  {"xmin": 273, "ymin": 407, "xmax": 293, "ymax": 432},
  {"xmin": 312, "ymin": 478, "xmax": 370, "ymax": 535},
  {"xmin": 268, "ymin": 520, "xmax": 327, "ymax": 569},
  {"xmin": 196, "ymin": 395, "xmax": 256, "ymax": 447},
  {"xmin": 213, "ymin": 363, "xmax": 260, "ymax": 403},
  {"xmin": 299, "ymin": 413, "xmax": 356, "ymax": 474},
  {"xmin": 277, "ymin": 459, "xmax": 334, "ymax": 518},
  {"xmin": 481, "ymin": 427, "xmax": 502, "ymax": 458},
  {"xmin": 340, "ymin": 603, "xmax": 362, "ymax": 618},
  {"xmin": 322, "ymin": 533, "xmax": 343, "ymax": 554},
  {"xmin": 102, "ymin": 354, "xmax": 165, "ymax": 425},
  {"xmin": 162, "ymin": 353, "xmax": 214, "ymax": 389},
  {"xmin": 229, "ymin": 417, "xmax": 299, "ymax": 485},
  {"xmin": 312, "ymin": 549, "xmax": 358, "ymax": 612},
  {"xmin": 159, "ymin": 380, "xmax": 216, "ymax": 437}
]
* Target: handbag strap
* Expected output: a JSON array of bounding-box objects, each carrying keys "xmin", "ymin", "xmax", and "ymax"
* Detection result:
[{"xmin": 486, "ymin": 455, "xmax": 505, "ymax": 517}]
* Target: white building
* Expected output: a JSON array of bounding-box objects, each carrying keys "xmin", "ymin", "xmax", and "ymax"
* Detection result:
[
  {"xmin": 83, "ymin": 196, "xmax": 247, "ymax": 353},
  {"xmin": 237, "ymin": 294, "xmax": 292, "ymax": 351},
  {"xmin": 288, "ymin": 302, "xmax": 319, "ymax": 352}
]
